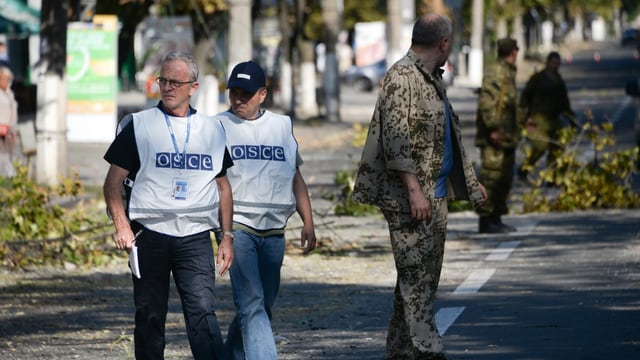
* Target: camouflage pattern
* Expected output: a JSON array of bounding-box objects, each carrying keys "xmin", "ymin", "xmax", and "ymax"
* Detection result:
[
  {"xmin": 353, "ymin": 50, "xmax": 485, "ymax": 211},
  {"xmin": 520, "ymin": 70, "xmax": 574, "ymax": 167},
  {"xmin": 382, "ymin": 197, "xmax": 447, "ymax": 359},
  {"xmin": 475, "ymin": 59, "xmax": 520, "ymax": 218},
  {"xmin": 352, "ymin": 49, "xmax": 484, "ymax": 359},
  {"xmin": 477, "ymin": 147, "xmax": 515, "ymax": 217},
  {"xmin": 475, "ymin": 59, "xmax": 521, "ymax": 150}
]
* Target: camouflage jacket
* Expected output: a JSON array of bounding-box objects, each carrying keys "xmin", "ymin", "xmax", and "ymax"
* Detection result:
[
  {"xmin": 475, "ymin": 59, "xmax": 521, "ymax": 149},
  {"xmin": 521, "ymin": 69, "xmax": 575, "ymax": 127},
  {"xmin": 352, "ymin": 50, "xmax": 485, "ymax": 212}
]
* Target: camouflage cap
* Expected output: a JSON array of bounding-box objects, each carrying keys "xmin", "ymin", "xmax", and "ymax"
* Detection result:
[{"xmin": 497, "ymin": 38, "xmax": 518, "ymax": 56}]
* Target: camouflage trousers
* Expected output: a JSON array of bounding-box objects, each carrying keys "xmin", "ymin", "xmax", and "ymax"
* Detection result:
[
  {"xmin": 523, "ymin": 119, "xmax": 562, "ymax": 169},
  {"xmin": 382, "ymin": 197, "xmax": 448, "ymax": 359},
  {"xmin": 476, "ymin": 146, "xmax": 516, "ymax": 217}
]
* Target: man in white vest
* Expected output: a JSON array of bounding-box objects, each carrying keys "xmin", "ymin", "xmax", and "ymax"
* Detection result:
[
  {"xmin": 103, "ymin": 51, "xmax": 234, "ymax": 360},
  {"xmin": 215, "ymin": 61, "xmax": 317, "ymax": 359}
]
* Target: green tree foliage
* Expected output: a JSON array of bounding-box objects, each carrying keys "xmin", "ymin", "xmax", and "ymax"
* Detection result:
[
  {"xmin": 302, "ymin": 0, "xmax": 386, "ymax": 42},
  {"xmin": 563, "ymin": 0, "xmax": 621, "ymax": 20},
  {"xmin": 322, "ymin": 168, "xmax": 379, "ymax": 216},
  {"xmin": 520, "ymin": 115, "xmax": 640, "ymax": 212},
  {"xmin": 0, "ymin": 163, "xmax": 114, "ymax": 269},
  {"xmin": 622, "ymin": 0, "xmax": 640, "ymax": 19}
]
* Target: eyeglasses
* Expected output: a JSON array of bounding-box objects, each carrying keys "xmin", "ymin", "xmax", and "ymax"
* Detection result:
[{"xmin": 156, "ymin": 77, "xmax": 194, "ymax": 89}]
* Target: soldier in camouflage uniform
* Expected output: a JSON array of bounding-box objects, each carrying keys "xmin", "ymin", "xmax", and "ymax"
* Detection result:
[
  {"xmin": 352, "ymin": 13, "xmax": 487, "ymax": 360},
  {"xmin": 518, "ymin": 51, "xmax": 576, "ymax": 179},
  {"xmin": 475, "ymin": 38, "xmax": 521, "ymax": 234}
]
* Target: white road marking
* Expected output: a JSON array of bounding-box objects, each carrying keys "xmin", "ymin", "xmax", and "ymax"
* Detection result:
[
  {"xmin": 453, "ymin": 268, "xmax": 496, "ymax": 295},
  {"xmin": 439, "ymin": 220, "xmax": 536, "ymax": 333},
  {"xmin": 486, "ymin": 240, "xmax": 521, "ymax": 261},
  {"xmin": 612, "ymin": 96, "xmax": 633, "ymax": 124},
  {"xmin": 436, "ymin": 306, "xmax": 465, "ymax": 335}
]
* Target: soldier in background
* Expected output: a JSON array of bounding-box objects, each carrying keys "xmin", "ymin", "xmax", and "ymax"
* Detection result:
[
  {"xmin": 519, "ymin": 51, "xmax": 576, "ymax": 180},
  {"xmin": 475, "ymin": 38, "xmax": 521, "ymax": 234}
]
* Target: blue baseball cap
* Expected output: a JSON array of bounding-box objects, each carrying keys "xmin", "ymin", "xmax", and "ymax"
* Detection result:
[{"xmin": 226, "ymin": 61, "xmax": 266, "ymax": 93}]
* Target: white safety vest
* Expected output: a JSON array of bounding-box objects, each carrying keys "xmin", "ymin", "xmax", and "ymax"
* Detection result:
[
  {"xmin": 217, "ymin": 110, "xmax": 298, "ymax": 230},
  {"xmin": 128, "ymin": 107, "xmax": 227, "ymax": 236}
]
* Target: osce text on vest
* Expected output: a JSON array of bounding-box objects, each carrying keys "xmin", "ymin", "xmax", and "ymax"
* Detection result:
[
  {"xmin": 155, "ymin": 152, "xmax": 215, "ymax": 171},
  {"xmin": 230, "ymin": 145, "xmax": 286, "ymax": 161}
]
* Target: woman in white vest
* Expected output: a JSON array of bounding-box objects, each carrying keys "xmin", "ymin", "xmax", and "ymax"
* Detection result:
[
  {"xmin": 216, "ymin": 61, "xmax": 316, "ymax": 360},
  {"xmin": 103, "ymin": 51, "xmax": 234, "ymax": 360}
]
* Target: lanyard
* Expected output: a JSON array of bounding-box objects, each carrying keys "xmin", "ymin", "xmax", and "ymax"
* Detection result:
[{"xmin": 163, "ymin": 109, "xmax": 191, "ymax": 167}]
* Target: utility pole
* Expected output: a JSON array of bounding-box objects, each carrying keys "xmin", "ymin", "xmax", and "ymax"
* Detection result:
[
  {"xmin": 227, "ymin": 0, "xmax": 252, "ymax": 80},
  {"xmin": 321, "ymin": 0, "xmax": 341, "ymax": 122}
]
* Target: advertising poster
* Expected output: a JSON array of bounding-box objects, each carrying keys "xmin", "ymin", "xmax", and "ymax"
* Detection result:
[
  {"xmin": 353, "ymin": 21, "xmax": 386, "ymax": 67},
  {"xmin": 66, "ymin": 15, "xmax": 118, "ymax": 142}
]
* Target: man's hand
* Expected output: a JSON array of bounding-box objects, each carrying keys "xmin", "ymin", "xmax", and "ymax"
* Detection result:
[
  {"xmin": 409, "ymin": 190, "xmax": 432, "ymax": 223},
  {"xmin": 216, "ymin": 236, "xmax": 234, "ymax": 276},
  {"xmin": 114, "ymin": 227, "xmax": 136, "ymax": 253},
  {"xmin": 477, "ymin": 183, "xmax": 488, "ymax": 208},
  {"xmin": 525, "ymin": 117, "xmax": 536, "ymax": 132},
  {"xmin": 489, "ymin": 129, "xmax": 502, "ymax": 146},
  {"xmin": 300, "ymin": 225, "xmax": 317, "ymax": 254},
  {"xmin": 399, "ymin": 171, "xmax": 432, "ymax": 223}
]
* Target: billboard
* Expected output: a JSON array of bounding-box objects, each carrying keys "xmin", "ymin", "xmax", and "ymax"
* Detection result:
[{"xmin": 66, "ymin": 15, "xmax": 118, "ymax": 142}]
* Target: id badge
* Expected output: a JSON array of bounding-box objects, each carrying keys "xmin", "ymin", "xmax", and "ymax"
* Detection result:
[{"xmin": 172, "ymin": 178, "xmax": 188, "ymax": 200}]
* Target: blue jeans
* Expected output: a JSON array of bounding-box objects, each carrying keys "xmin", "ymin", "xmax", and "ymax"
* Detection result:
[
  {"xmin": 219, "ymin": 230, "xmax": 285, "ymax": 360},
  {"xmin": 132, "ymin": 223, "xmax": 225, "ymax": 360}
]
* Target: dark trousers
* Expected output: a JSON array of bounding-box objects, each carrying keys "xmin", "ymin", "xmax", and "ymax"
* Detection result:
[{"xmin": 131, "ymin": 223, "xmax": 224, "ymax": 360}]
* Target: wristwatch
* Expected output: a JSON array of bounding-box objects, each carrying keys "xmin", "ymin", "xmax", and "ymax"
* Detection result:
[{"xmin": 222, "ymin": 231, "xmax": 235, "ymax": 240}]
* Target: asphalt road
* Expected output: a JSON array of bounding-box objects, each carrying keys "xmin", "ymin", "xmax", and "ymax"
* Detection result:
[
  {"xmin": 437, "ymin": 210, "xmax": 640, "ymax": 359},
  {"xmin": 2, "ymin": 40, "xmax": 640, "ymax": 359}
]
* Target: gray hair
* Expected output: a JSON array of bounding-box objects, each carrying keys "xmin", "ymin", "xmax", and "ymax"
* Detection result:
[
  {"xmin": 411, "ymin": 13, "xmax": 452, "ymax": 48},
  {"xmin": 160, "ymin": 51, "xmax": 199, "ymax": 82},
  {"xmin": 0, "ymin": 65, "xmax": 13, "ymax": 80}
]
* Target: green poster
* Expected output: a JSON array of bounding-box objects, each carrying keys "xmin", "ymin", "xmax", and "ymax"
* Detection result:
[{"xmin": 67, "ymin": 15, "xmax": 117, "ymax": 114}]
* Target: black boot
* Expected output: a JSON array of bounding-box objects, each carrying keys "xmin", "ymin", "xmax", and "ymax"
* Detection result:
[
  {"xmin": 497, "ymin": 216, "xmax": 517, "ymax": 233},
  {"xmin": 479, "ymin": 215, "xmax": 509, "ymax": 234}
]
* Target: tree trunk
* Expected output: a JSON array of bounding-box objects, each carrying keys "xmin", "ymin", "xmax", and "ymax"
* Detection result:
[
  {"xmin": 321, "ymin": 0, "xmax": 341, "ymax": 122},
  {"xmin": 277, "ymin": 0, "xmax": 292, "ymax": 112},
  {"xmin": 227, "ymin": 0, "xmax": 253, "ymax": 78},
  {"xmin": 35, "ymin": 0, "xmax": 68, "ymax": 186}
]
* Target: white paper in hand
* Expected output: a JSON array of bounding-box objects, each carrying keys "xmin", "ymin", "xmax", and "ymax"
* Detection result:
[{"xmin": 129, "ymin": 245, "xmax": 141, "ymax": 279}]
